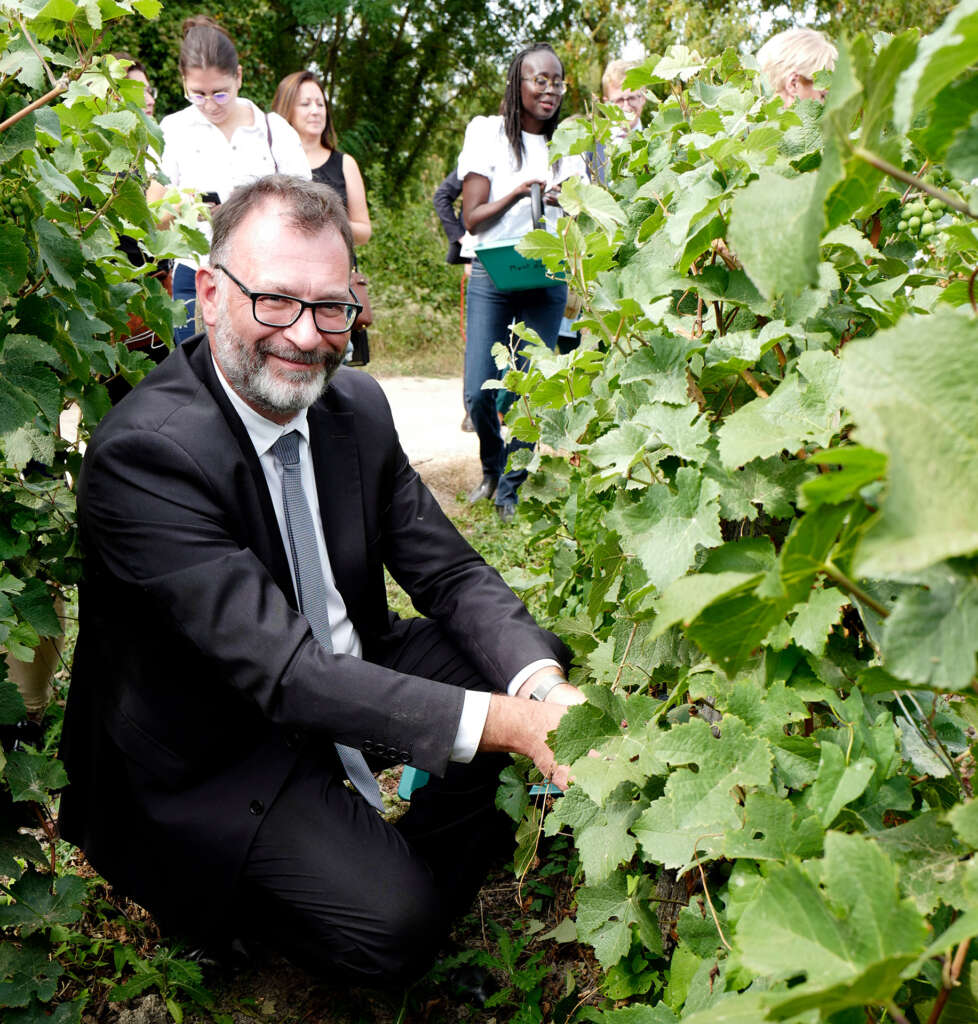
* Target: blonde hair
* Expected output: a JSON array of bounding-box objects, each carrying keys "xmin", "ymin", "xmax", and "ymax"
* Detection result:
[
  {"xmin": 601, "ymin": 58, "xmax": 638, "ymax": 97},
  {"xmin": 756, "ymin": 28, "xmax": 837, "ymax": 98}
]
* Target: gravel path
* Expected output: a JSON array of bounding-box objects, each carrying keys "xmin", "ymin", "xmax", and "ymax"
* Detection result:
[{"xmin": 375, "ymin": 375, "xmax": 481, "ymax": 513}]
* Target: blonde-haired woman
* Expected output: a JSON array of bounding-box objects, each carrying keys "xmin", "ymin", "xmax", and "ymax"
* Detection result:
[
  {"xmin": 756, "ymin": 28, "xmax": 837, "ymax": 105},
  {"xmin": 271, "ymin": 71, "xmax": 371, "ymax": 245}
]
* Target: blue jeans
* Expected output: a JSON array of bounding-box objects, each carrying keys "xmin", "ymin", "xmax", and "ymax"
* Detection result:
[
  {"xmin": 464, "ymin": 262, "xmax": 567, "ymax": 506},
  {"xmin": 172, "ymin": 263, "xmax": 198, "ymax": 344}
]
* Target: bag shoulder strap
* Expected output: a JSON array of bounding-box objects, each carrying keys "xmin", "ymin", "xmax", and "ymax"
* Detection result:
[{"xmin": 264, "ymin": 113, "xmax": 279, "ymax": 174}]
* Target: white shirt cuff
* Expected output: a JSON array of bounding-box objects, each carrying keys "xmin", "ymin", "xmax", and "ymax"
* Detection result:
[
  {"xmin": 451, "ymin": 690, "xmax": 492, "ymax": 762},
  {"xmin": 507, "ymin": 659, "xmax": 562, "ymax": 696},
  {"xmin": 449, "ymin": 659, "xmax": 563, "ymax": 762}
]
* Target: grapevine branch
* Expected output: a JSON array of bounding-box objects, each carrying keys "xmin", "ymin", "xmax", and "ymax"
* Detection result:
[
  {"xmin": 926, "ymin": 938, "xmax": 971, "ymax": 1024},
  {"xmin": 15, "ymin": 14, "xmax": 60, "ymax": 88},
  {"xmin": 692, "ymin": 840, "xmax": 732, "ymax": 951},
  {"xmin": 853, "ymin": 147, "xmax": 977, "ymax": 221},
  {"xmin": 821, "ymin": 561, "xmax": 890, "ymax": 619},
  {"xmin": 0, "ymin": 76, "xmax": 68, "ymax": 133},
  {"xmin": 611, "ymin": 621, "xmax": 638, "ymax": 692}
]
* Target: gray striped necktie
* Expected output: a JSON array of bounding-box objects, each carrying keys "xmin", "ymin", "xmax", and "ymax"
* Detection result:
[{"xmin": 271, "ymin": 430, "xmax": 385, "ymax": 812}]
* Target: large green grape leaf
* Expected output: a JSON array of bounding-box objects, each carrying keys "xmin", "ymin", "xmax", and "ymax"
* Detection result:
[
  {"xmin": 879, "ymin": 564, "xmax": 978, "ymax": 689},
  {"xmin": 802, "ymin": 741, "xmax": 876, "ymax": 828},
  {"xmin": 632, "ymin": 716, "xmax": 772, "ymax": 869},
  {"xmin": 894, "ymin": 0, "xmax": 978, "ymax": 136},
  {"xmin": 0, "ymin": 869, "xmax": 86, "ymax": 934},
  {"xmin": 608, "ymin": 467, "xmax": 722, "ymax": 592},
  {"xmin": 717, "ymin": 350, "xmax": 842, "ymax": 469},
  {"xmin": 724, "ymin": 793, "xmax": 823, "ymax": 862},
  {"xmin": 840, "ymin": 308, "xmax": 978, "ymax": 575},
  {"xmin": 0, "ymin": 937, "xmax": 63, "ymax": 1007},
  {"xmin": 873, "ymin": 811, "xmax": 975, "ymax": 914},
  {"xmin": 736, "ymin": 832, "xmax": 929, "ymax": 1018},
  {"xmin": 4, "ymin": 749, "xmax": 68, "ymax": 804},
  {"xmin": 575, "ymin": 871, "xmax": 661, "ymax": 968},
  {"xmin": 727, "ymin": 170, "xmax": 821, "ymax": 301}
]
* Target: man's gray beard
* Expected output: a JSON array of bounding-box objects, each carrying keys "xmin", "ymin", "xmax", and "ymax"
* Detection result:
[{"xmin": 213, "ymin": 312, "xmax": 344, "ymax": 418}]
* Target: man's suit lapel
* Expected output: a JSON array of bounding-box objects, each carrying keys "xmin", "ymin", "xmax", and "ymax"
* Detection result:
[
  {"xmin": 307, "ymin": 400, "xmax": 371, "ymax": 631},
  {"xmin": 187, "ymin": 338, "xmax": 297, "ymax": 606}
]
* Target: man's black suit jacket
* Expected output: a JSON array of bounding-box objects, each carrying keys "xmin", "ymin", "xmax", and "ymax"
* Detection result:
[{"xmin": 59, "ymin": 335, "xmax": 567, "ymax": 932}]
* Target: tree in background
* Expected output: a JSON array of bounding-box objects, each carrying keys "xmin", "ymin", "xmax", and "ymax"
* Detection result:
[{"xmin": 109, "ymin": 0, "xmax": 577, "ymax": 193}]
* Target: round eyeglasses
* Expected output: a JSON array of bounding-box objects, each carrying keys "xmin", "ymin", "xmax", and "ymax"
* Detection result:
[
  {"xmin": 522, "ymin": 75, "xmax": 567, "ymax": 94},
  {"xmin": 217, "ymin": 264, "xmax": 362, "ymax": 334},
  {"xmin": 186, "ymin": 90, "xmax": 233, "ymax": 106}
]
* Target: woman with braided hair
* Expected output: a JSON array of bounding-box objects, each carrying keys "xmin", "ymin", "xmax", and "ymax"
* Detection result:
[{"xmin": 458, "ymin": 42, "xmax": 587, "ymax": 522}]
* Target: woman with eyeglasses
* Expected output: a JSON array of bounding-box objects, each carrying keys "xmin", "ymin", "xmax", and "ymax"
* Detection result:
[
  {"xmin": 147, "ymin": 15, "xmax": 310, "ymax": 343},
  {"xmin": 458, "ymin": 42, "xmax": 587, "ymax": 523}
]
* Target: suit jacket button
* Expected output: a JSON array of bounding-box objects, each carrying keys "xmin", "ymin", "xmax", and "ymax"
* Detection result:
[
  {"xmin": 249, "ymin": 800, "xmax": 264, "ymax": 816},
  {"xmin": 400, "ymin": 751, "xmax": 410, "ymax": 762}
]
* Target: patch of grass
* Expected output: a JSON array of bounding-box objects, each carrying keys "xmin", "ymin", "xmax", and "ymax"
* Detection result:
[{"xmin": 385, "ymin": 491, "xmax": 553, "ymax": 624}]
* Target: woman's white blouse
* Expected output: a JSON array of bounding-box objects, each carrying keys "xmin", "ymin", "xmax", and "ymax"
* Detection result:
[
  {"xmin": 456, "ymin": 114, "xmax": 587, "ymax": 252},
  {"xmin": 159, "ymin": 97, "xmax": 311, "ymax": 270}
]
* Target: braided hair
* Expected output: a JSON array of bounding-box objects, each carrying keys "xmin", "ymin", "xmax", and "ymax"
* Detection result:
[{"xmin": 501, "ymin": 42, "xmax": 564, "ymax": 169}]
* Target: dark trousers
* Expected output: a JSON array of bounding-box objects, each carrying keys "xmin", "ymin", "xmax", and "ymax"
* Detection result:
[{"xmin": 233, "ymin": 619, "xmax": 512, "ymax": 984}]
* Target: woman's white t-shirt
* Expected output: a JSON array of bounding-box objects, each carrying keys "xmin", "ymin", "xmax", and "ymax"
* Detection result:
[
  {"xmin": 159, "ymin": 97, "xmax": 312, "ymax": 271},
  {"xmin": 456, "ymin": 114, "xmax": 587, "ymax": 254}
]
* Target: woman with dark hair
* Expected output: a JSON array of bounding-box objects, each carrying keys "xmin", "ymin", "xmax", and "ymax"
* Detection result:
[
  {"xmin": 148, "ymin": 15, "xmax": 310, "ymax": 343},
  {"xmin": 271, "ymin": 71, "xmax": 371, "ymax": 245},
  {"xmin": 458, "ymin": 42, "xmax": 587, "ymax": 522}
]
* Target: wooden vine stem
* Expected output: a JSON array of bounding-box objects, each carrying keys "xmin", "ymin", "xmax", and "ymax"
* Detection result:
[
  {"xmin": 0, "ymin": 76, "xmax": 68, "ymax": 133},
  {"xmin": 926, "ymin": 938, "xmax": 972, "ymax": 1024},
  {"xmin": 853, "ymin": 146, "xmax": 978, "ymax": 221}
]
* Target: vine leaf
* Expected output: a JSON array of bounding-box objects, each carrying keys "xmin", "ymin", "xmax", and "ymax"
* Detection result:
[
  {"xmin": 632, "ymin": 716, "xmax": 772, "ymax": 870},
  {"xmin": 803, "ymin": 741, "xmax": 876, "ymax": 828},
  {"xmin": 880, "ymin": 564, "xmax": 978, "ymax": 690},
  {"xmin": 841, "ymin": 307, "xmax": 978, "ymax": 576},
  {"xmin": 0, "ymin": 936, "xmax": 64, "ymax": 1007},
  {"xmin": 717, "ymin": 350, "xmax": 842, "ymax": 469},
  {"xmin": 0, "ymin": 869, "xmax": 86, "ymax": 934},
  {"xmin": 723, "ymin": 793, "xmax": 823, "ymax": 862},
  {"xmin": 608, "ymin": 467, "xmax": 722, "ymax": 593},
  {"xmin": 574, "ymin": 871, "xmax": 661, "ymax": 968},
  {"xmin": 736, "ymin": 832, "xmax": 930, "ymax": 1018},
  {"xmin": 894, "ymin": 0, "xmax": 978, "ymax": 135},
  {"xmin": 727, "ymin": 170, "xmax": 821, "ymax": 301}
]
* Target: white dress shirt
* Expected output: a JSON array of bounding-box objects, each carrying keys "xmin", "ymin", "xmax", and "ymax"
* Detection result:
[
  {"xmin": 159, "ymin": 99, "xmax": 311, "ymax": 274},
  {"xmin": 212, "ymin": 357, "xmax": 559, "ymax": 760},
  {"xmin": 455, "ymin": 115, "xmax": 588, "ymax": 257}
]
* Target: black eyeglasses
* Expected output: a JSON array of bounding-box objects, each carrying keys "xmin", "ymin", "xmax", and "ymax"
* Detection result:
[{"xmin": 216, "ymin": 264, "xmax": 362, "ymax": 334}]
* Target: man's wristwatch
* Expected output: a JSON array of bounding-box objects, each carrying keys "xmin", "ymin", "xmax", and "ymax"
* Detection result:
[{"xmin": 528, "ymin": 671, "xmax": 566, "ymax": 702}]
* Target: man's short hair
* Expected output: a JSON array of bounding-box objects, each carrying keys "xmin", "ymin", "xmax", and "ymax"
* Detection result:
[
  {"xmin": 210, "ymin": 175, "xmax": 354, "ymax": 268},
  {"xmin": 756, "ymin": 28, "xmax": 837, "ymax": 97},
  {"xmin": 601, "ymin": 58, "xmax": 639, "ymax": 98}
]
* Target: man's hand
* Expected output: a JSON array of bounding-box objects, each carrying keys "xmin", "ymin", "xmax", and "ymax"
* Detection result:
[{"xmin": 479, "ymin": 693, "xmax": 577, "ymax": 790}]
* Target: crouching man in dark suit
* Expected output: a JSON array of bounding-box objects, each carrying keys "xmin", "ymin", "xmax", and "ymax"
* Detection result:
[{"xmin": 59, "ymin": 175, "xmax": 584, "ymax": 983}]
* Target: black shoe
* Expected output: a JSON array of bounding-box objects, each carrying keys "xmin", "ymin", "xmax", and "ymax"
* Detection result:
[
  {"xmin": 466, "ymin": 474, "xmax": 498, "ymax": 503},
  {"xmin": 460, "ymin": 412, "xmax": 475, "ymax": 432},
  {"xmin": 495, "ymin": 502, "xmax": 516, "ymax": 524}
]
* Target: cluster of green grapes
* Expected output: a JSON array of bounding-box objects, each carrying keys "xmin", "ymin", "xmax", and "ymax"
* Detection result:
[
  {"xmin": 896, "ymin": 173, "xmax": 965, "ymax": 241},
  {"xmin": 0, "ymin": 188, "xmax": 31, "ymax": 225}
]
